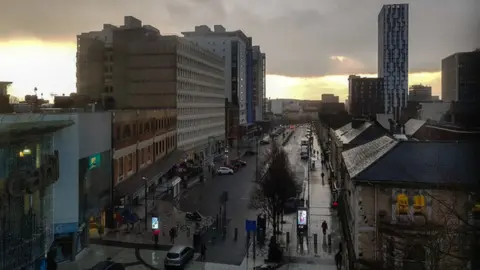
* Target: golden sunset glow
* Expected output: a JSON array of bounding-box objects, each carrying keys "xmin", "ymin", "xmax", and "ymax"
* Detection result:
[{"xmin": 0, "ymin": 41, "xmax": 441, "ymax": 102}]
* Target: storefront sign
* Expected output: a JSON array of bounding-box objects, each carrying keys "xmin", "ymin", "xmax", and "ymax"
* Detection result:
[
  {"xmin": 88, "ymin": 153, "xmax": 101, "ymax": 170},
  {"xmin": 413, "ymin": 194, "xmax": 425, "ymax": 213},
  {"xmin": 396, "ymin": 193, "xmax": 409, "ymax": 215},
  {"xmin": 152, "ymin": 217, "xmax": 159, "ymax": 229}
]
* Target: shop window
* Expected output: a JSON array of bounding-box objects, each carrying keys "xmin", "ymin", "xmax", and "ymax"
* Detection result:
[{"xmin": 396, "ymin": 193, "xmax": 409, "ymax": 216}]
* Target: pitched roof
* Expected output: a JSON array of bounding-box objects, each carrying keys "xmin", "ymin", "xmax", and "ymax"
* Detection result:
[
  {"xmin": 404, "ymin": 119, "xmax": 426, "ymax": 136},
  {"xmin": 346, "ymin": 140, "xmax": 480, "ymax": 186},
  {"xmin": 342, "ymin": 136, "xmax": 398, "ymax": 178},
  {"xmin": 335, "ymin": 122, "xmax": 352, "ymax": 137},
  {"xmin": 339, "ymin": 122, "xmax": 372, "ymax": 144}
]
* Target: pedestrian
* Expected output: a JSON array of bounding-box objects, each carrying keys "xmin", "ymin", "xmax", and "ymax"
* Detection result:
[
  {"xmin": 335, "ymin": 251, "xmax": 342, "ymax": 270},
  {"xmin": 201, "ymin": 244, "xmax": 207, "ymax": 261},
  {"xmin": 169, "ymin": 227, "xmax": 175, "ymax": 243},
  {"xmin": 153, "ymin": 229, "xmax": 160, "ymax": 246},
  {"xmin": 321, "ymin": 172, "xmax": 325, "ymax": 179},
  {"xmin": 321, "ymin": 220, "xmax": 328, "ymax": 236}
]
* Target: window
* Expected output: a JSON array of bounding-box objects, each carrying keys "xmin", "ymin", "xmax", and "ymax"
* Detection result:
[
  {"xmin": 140, "ymin": 149, "xmax": 145, "ymax": 164},
  {"xmin": 127, "ymin": 154, "xmax": 133, "ymax": 172},
  {"xmin": 122, "ymin": 125, "xmax": 131, "ymax": 138},
  {"xmin": 118, "ymin": 157, "xmax": 124, "ymax": 177}
]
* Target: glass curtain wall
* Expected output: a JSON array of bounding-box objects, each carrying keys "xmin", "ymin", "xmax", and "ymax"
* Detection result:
[{"xmin": 0, "ymin": 135, "xmax": 54, "ymax": 270}]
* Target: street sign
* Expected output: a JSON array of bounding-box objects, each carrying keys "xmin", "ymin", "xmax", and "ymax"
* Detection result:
[{"xmin": 245, "ymin": 219, "xmax": 257, "ymax": 232}]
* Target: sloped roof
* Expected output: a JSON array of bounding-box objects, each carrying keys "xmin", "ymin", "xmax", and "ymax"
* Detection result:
[
  {"xmin": 393, "ymin": 134, "xmax": 408, "ymax": 140},
  {"xmin": 335, "ymin": 123, "xmax": 352, "ymax": 137},
  {"xmin": 339, "ymin": 122, "xmax": 372, "ymax": 144},
  {"xmin": 376, "ymin": 113, "xmax": 393, "ymax": 130},
  {"xmin": 352, "ymin": 141, "xmax": 480, "ymax": 186},
  {"xmin": 404, "ymin": 119, "xmax": 426, "ymax": 136},
  {"xmin": 342, "ymin": 136, "xmax": 398, "ymax": 178}
]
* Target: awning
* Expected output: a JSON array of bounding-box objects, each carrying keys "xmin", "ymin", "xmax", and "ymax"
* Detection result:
[
  {"xmin": 114, "ymin": 150, "xmax": 185, "ymax": 199},
  {"xmin": 0, "ymin": 120, "xmax": 74, "ymax": 144}
]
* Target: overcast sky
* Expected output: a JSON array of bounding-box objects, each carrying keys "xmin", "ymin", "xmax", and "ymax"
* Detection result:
[{"xmin": 1, "ymin": 0, "xmax": 478, "ymax": 77}]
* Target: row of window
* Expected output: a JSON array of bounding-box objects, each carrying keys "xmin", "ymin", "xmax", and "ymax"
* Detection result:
[
  {"xmin": 115, "ymin": 117, "xmax": 175, "ymax": 141},
  {"xmin": 178, "ymin": 107, "xmax": 224, "ymax": 116},
  {"xmin": 177, "ymin": 94, "xmax": 224, "ymax": 105},
  {"xmin": 177, "ymin": 68, "xmax": 224, "ymax": 86},
  {"xmin": 177, "ymin": 55, "xmax": 223, "ymax": 77},
  {"xmin": 178, "ymin": 125, "xmax": 224, "ymax": 143},
  {"xmin": 177, "ymin": 80, "xmax": 223, "ymax": 95},
  {"xmin": 117, "ymin": 135, "xmax": 176, "ymax": 178},
  {"xmin": 178, "ymin": 117, "xmax": 224, "ymax": 129},
  {"xmin": 178, "ymin": 42, "xmax": 223, "ymax": 67}
]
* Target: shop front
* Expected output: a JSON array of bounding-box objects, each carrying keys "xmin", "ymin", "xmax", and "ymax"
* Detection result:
[
  {"xmin": 79, "ymin": 151, "xmax": 111, "ymax": 239},
  {"xmin": 50, "ymin": 222, "xmax": 88, "ymax": 263}
]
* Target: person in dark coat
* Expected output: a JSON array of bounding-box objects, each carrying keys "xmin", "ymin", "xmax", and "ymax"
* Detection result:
[{"xmin": 335, "ymin": 251, "xmax": 342, "ymax": 269}]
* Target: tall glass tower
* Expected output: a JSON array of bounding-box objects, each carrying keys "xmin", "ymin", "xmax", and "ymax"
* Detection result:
[{"xmin": 378, "ymin": 4, "xmax": 409, "ymax": 119}]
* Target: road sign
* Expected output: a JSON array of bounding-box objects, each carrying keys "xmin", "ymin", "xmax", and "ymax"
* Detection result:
[{"xmin": 245, "ymin": 219, "xmax": 256, "ymax": 232}]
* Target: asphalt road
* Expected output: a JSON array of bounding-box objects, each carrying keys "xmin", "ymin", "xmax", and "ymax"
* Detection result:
[{"xmin": 177, "ymin": 140, "xmax": 277, "ymax": 265}]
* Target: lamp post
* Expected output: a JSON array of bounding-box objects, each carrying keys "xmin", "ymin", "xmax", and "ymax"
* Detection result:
[{"xmin": 143, "ymin": 176, "xmax": 148, "ymax": 231}]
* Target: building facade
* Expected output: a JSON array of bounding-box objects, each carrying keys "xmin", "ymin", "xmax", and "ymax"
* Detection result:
[
  {"xmin": 0, "ymin": 116, "xmax": 67, "ymax": 270},
  {"xmin": 408, "ymin": 84, "xmax": 432, "ymax": 102},
  {"xmin": 378, "ymin": 4, "xmax": 409, "ymax": 118},
  {"xmin": 252, "ymin": 46, "xmax": 266, "ymax": 121},
  {"xmin": 182, "ymin": 25, "xmax": 249, "ymax": 126},
  {"xmin": 77, "ymin": 16, "xmax": 226, "ymax": 158},
  {"xmin": 348, "ymin": 76, "xmax": 383, "ymax": 117},
  {"xmin": 441, "ymin": 50, "xmax": 480, "ymax": 102},
  {"xmin": 112, "ymin": 109, "xmax": 179, "ymax": 205}
]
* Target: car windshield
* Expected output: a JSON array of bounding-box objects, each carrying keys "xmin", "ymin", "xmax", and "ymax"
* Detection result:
[{"xmin": 167, "ymin": 253, "xmax": 180, "ymax": 259}]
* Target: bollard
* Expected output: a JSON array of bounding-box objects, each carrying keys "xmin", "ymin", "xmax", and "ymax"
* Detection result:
[
  {"xmin": 234, "ymin": 228, "xmax": 238, "ymax": 241},
  {"xmin": 286, "ymin": 232, "xmax": 290, "ymax": 244},
  {"xmin": 328, "ymin": 233, "xmax": 332, "ymax": 246}
]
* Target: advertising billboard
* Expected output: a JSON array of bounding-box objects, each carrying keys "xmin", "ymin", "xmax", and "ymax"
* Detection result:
[
  {"xmin": 152, "ymin": 217, "xmax": 159, "ymax": 230},
  {"xmin": 297, "ymin": 207, "xmax": 308, "ymax": 233}
]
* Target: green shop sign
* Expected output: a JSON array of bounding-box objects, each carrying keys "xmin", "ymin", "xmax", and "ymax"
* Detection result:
[{"xmin": 88, "ymin": 153, "xmax": 101, "ymax": 170}]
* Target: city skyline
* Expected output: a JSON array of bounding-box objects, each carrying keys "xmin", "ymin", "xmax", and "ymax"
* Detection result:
[{"xmin": 0, "ymin": 0, "xmax": 478, "ymax": 101}]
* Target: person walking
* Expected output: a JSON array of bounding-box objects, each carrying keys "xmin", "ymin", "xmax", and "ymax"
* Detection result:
[
  {"xmin": 153, "ymin": 229, "xmax": 160, "ymax": 246},
  {"xmin": 321, "ymin": 220, "xmax": 328, "ymax": 236},
  {"xmin": 201, "ymin": 243, "xmax": 207, "ymax": 261},
  {"xmin": 335, "ymin": 251, "xmax": 342, "ymax": 269},
  {"xmin": 169, "ymin": 227, "xmax": 175, "ymax": 244}
]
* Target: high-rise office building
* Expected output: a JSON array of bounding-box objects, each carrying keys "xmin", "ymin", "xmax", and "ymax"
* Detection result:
[
  {"xmin": 77, "ymin": 16, "xmax": 226, "ymax": 157},
  {"xmin": 252, "ymin": 46, "xmax": 266, "ymax": 121},
  {"xmin": 441, "ymin": 50, "xmax": 480, "ymax": 102},
  {"xmin": 378, "ymin": 4, "xmax": 409, "ymax": 119},
  {"xmin": 182, "ymin": 25, "xmax": 249, "ymax": 127}
]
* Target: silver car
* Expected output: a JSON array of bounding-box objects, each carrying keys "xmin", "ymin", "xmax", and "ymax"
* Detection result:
[{"xmin": 164, "ymin": 245, "xmax": 195, "ymax": 269}]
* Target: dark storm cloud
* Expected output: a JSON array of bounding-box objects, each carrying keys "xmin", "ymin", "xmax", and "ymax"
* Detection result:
[{"xmin": 0, "ymin": 0, "xmax": 478, "ymax": 77}]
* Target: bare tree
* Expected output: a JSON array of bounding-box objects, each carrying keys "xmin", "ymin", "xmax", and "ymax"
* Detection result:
[{"xmin": 249, "ymin": 140, "xmax": 300, "ymax": 258}]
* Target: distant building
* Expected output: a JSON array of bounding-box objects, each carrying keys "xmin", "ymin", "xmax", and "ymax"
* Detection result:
[
  {"xmin": 378, "ymin": 4, "xmax": 409, "ymax": 118},
  {"xmin": 182, "ymin": 24, "xmax": 250, "ymax": 126},
  {"xmin": 348, "ymin": 76, "xmax": 383, "ymax": 117},
  {"xmin": 321, "ymin": 94, "xmax": 339, "ymax": 103},
  {"xmin": 252, "ymin": 46, "xmax": 266, "ymax": 121},
  {"xmin": 441, "ymin": 50, "xmax": 480, "ymax": 102},
  {"xmin": 408, "ymin": 84, "xmax": 432, "ymax": 102}
]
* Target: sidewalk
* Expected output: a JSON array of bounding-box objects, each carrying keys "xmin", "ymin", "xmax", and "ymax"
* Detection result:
[{"xmin": 91, "ymin": 196, "xmax": 214, "ymax": 248}]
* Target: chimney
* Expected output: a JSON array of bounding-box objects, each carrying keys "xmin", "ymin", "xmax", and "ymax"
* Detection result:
[{"xmin": 352, "ymin": 118, "xmax": 364, "ymax": 129}]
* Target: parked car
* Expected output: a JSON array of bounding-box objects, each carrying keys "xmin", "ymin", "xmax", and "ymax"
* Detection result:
[
  {"xmin": 224, "ymin": 164, "xmax": 238, "ymax": 171},
  {"xmin": 164, "ymin": 245, "xmax": 195, "ymax": 269},
  {"xmin": 233, "ymin": 159, "xmax": 247, "ymax": 166},
  {"xmin": 185, "ymin": 211, "xmax": 203, "ymax": 222},
  {"xmin": 217, "ymin": 167, "xmax": 234, "ymax": 175}
]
